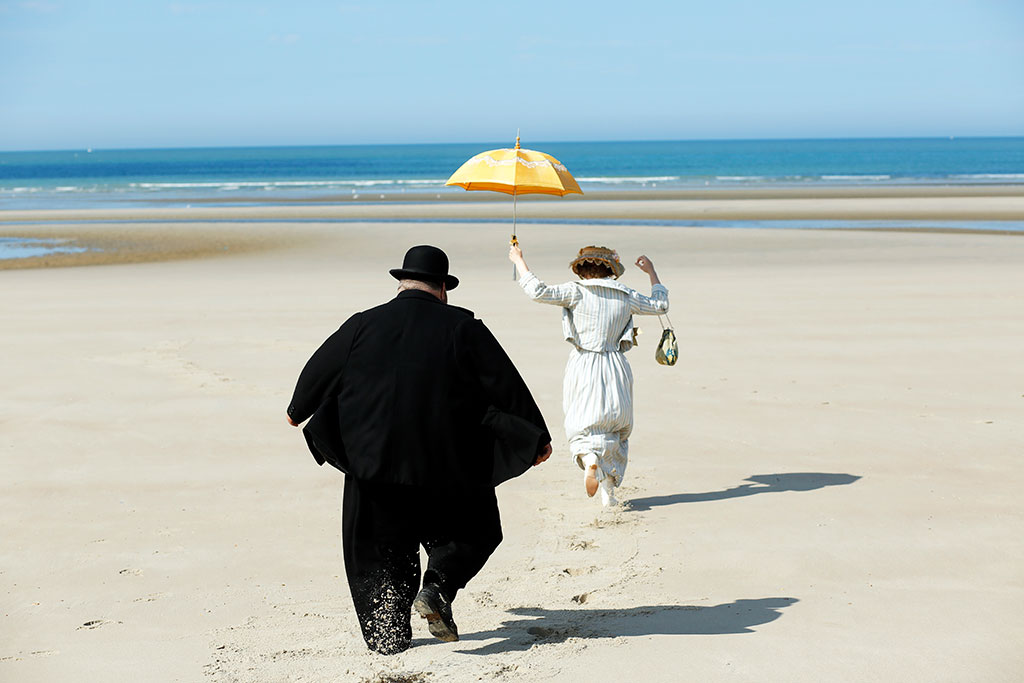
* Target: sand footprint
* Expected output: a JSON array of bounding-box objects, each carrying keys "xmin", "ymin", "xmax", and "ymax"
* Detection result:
[
  {"xmin": 77, "ymin": 619, "xmax": 120, "ymax": 630},
  {"xmin": 92, "ymin": 340, "xmax": 272, "ymax": 395},
  {"xmin": 561, "ymin": 566, "xmax": 597, "ymax": 577},
  {"xmin": 567, "ymin": 538, "xmax": 596, "ymax": 551}
]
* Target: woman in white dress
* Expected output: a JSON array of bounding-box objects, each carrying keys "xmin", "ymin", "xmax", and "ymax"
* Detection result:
[{"xmin": 509, "ymin": 244, "xmax": 669, "ymax": 506}]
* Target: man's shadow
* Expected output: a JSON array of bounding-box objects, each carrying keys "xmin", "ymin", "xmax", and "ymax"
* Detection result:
[
  {"xmin": 628, "ymin": 473, "xmax": 861, "ymax": 511},
  {"xmin": 451, "ymin": 597, "xmax": 798, "ymax": 655}
]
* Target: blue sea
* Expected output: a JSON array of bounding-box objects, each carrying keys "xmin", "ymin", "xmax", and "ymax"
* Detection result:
[{"xmin": 2, "ymin": 137, "xmax": 1023, "ymax": 211}]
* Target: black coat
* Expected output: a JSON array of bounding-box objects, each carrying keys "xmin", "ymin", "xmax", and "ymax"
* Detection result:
[{"xmin": 288, "ymin": 289, "xmax": 550, "ymax": 488}]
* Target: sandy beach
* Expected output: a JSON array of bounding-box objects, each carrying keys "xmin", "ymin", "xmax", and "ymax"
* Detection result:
[{"xmin": 2, "ymin": 192, "xmax": 1023, "ymax": 682}]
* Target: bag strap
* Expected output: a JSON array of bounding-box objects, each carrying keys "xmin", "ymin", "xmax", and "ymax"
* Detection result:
[{"xmin": 658, "ymin": 313, "xmax": 674, "ymax": 330}]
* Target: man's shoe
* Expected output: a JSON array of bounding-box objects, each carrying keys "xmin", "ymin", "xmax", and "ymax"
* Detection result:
[{"xmin": 413, "ymin": 583, "xmax": 459, "ymax": 642}]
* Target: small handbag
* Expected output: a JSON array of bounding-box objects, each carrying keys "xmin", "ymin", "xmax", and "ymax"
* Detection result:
[{"xmin": 655, "ymin": 314, "xmax": 678, "ymax": 366}]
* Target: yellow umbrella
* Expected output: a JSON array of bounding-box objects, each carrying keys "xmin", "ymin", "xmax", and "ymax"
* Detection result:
[{"xmin": 446, "ymin": 135, "xmax": 582, "ymax": 277}]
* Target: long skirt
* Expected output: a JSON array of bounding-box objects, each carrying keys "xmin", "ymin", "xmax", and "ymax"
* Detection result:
[{"xmin": 562, "ymin": 347, "xmax": 633, "ymax": 487}]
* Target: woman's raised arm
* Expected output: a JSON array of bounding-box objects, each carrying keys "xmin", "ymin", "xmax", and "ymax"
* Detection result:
[
  {"xmin": 629, "ymin": 255, "xmax": 669, "ymax": 314},
  {"xmin": 510, "ymin": 244, "xmax": 580, "ymax": 307}
]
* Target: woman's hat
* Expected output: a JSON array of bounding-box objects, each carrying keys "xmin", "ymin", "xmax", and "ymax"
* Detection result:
[
  {"xmin": 569, "ymin": 245, "xmax": 625, "ymax": 279},
  {"xmin": 389, "ymin": 245, "xmax": 460, "ymax": 290}
]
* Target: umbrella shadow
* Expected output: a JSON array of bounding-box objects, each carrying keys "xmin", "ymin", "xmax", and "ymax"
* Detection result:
[
  {"xmin": 628, "ymin": 472, "xmax": 861, "ymax": 511},
  {"xmin": 454, "ymin": 597, "xmax": 798, "ymax": 655}
]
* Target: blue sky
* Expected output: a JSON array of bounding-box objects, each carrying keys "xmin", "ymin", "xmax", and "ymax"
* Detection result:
[{"xmin": 1, "ymin": 0, "xmax": 1022, "ymax": 150}]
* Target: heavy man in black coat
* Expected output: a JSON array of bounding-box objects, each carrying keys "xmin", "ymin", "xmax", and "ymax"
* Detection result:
[{"xmin": 287, "ymin": 245, "xmax": 552, "ymax": 655}]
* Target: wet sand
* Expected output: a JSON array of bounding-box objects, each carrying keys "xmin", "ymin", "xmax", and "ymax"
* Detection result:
[{"xmin": 2, "ymin": 186, "xmax": 1023, "ymax": 271}]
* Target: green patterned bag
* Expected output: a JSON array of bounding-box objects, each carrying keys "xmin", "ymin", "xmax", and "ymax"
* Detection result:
[{"xmin": 655, "ymin": 315, "xmax": 678, "ymax": 366}]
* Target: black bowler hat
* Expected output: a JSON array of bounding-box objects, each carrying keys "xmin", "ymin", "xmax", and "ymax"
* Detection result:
[{"xmin": 389, "ymin": 245, "xmax": 459, "ymax": 290}]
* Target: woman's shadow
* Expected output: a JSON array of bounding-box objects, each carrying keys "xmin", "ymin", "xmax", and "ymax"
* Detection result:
[
  {"xmin": 627, "ymin": 472, "xmax": 861, "ymax": 511},
  {"xmin": 453, "ymin": 597, "xmax": 798, "ymax": 655}
]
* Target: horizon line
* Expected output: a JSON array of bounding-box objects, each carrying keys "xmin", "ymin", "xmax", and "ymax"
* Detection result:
[{"xmin": 2, "ymin": 134, "xmax": 1022, "ymax": 154}]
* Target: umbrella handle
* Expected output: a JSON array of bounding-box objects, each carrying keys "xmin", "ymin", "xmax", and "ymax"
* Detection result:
[
  {"xmin": 510, "ymin": 234, "xmax": 518, "ymax": 280},
  {"xmin": 511, "ymin": 188, "xmax": 518, "ymax": 280}
]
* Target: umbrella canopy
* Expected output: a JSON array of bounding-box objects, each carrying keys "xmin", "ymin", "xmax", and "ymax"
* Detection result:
[
  {"xmin": 446, "ymin": 136, "xmax": 582, "ymax": 197},
  {"xmin": 446, "ymin": 135, "xmax": 582, "ymax": 278}
]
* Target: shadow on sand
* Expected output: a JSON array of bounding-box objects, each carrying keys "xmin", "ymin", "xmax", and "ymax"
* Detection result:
[
  {"xmin": 627, "ymin": 472, "xmax": 861, "ymax": 511},
  {"xmin": 454, "ymin": 597, "xmax": 798, "ymax": 655}
]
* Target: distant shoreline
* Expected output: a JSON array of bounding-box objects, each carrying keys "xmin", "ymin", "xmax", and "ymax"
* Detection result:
[
  {"xmin": 4, "ymin": 183, "xmax": 1024, "ymax": 214},
  {"xmin": 3, "ymin": 184, "xmax": 1023, "ymax": 223},
  {"xmin": 2, "ymin": 186, "xmax": 1023, "ymax": 270},
  {"xmin": 111, "ymin": 183, "xmax": 1024, "ymax": 206}
]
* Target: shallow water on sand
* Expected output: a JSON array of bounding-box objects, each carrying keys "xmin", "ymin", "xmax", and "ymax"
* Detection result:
[{"xmin": 0, "ymin": 237, "xmax": 87, "ymax": 260}]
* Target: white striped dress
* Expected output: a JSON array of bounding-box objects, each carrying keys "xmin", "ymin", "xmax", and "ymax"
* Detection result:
[{"xmin": 518, "ymin": 272, "xmax": 670, "ymax": 487}]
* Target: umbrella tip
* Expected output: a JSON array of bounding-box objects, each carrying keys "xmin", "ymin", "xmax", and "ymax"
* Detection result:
[{"xmin": 515, "ymin": 128, "xmax": 520, "ymax": 149}]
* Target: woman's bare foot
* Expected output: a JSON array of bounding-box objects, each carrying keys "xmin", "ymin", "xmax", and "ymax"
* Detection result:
[{"xmin": 585, "ymin": 464, "xmax": 599, "ymax": 497}]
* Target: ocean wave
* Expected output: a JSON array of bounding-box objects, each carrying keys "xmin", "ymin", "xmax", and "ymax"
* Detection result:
[
  {"xmin": 4, "ymin": 167, "xmax": 1023, "ymax": 205},
  {"xmin": 128, "ymin": 178, "xmax": 449, "ymax": 190},
  {"xmin": 821, "ymin": 175, "xmax": 892, "ymax": 180},
  {"xmin": 1, "ymin": 180, "xmax": 451, "ymax": 195},
  {"xmin": 2, "ymin": 185, "xmax": 110, "ymax": 194},
  {"xmin": 949, "ymin": 173, "xmax": 1024, "ymax": 180},
  {"xmin": 576, "ymin": 176, "xmax": 680, "ymax": 184}
]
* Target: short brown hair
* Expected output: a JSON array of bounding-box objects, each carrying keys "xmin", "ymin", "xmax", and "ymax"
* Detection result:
[{"xmin": 574, "ymin": 262, "xmax": 614, "ymax": 279}]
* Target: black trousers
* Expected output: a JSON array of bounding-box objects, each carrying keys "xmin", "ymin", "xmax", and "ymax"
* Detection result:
[{"xmin": 341, "ymin": 476, "xmax": 503, "ymax": 654}]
